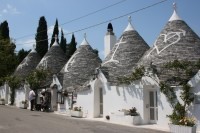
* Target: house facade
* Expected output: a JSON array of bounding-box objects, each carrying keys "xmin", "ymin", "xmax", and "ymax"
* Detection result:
[
  {"xmin": 0, "ymin": 3, "xmax": 199, "ymax": 132},
  {"xmin": 75, "ymin": 4, "xmax": 200, "ymax": 131}
]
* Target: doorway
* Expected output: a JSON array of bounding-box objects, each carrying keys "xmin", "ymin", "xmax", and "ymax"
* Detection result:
[
  {"xmin": 149, "ymin": 90, "xmax": 158, "ymax": 123},
  {"xmin": 99, "ymin": 88, "xmax": 103, "ymax": 117}
]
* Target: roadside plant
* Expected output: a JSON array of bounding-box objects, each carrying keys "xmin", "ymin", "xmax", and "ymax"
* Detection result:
[{"xmin": 73, "ymin": 106, "xmax": 82, "ymax": 111}]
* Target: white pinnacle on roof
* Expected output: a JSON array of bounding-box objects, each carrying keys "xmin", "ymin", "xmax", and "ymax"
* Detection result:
[
  {"xmin": 52, "ymin": 34, "xmax": 59, "ymax": 46},
  {"xmin": 80, "ymin": 33, "xmax": 89, "ymax": 45},
  {"xmin": 30, "ymin": 44, "xmax": 36, "ymax": 53},
  {"xmin": 124, "ymin": 16, "xmax": 134, "ymax": 32},
  {"xmin": 169, "ymin": 3, "xmax": 182, "ymax": 22}
]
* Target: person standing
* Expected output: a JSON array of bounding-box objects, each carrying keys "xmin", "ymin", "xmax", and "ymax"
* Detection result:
[{"xmin": 29, "ymin": 89, "xmax": 36, "ymax": 111}]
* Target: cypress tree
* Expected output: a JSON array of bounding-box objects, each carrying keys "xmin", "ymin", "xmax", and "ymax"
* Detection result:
[
  {"xmin": 50, "ymin": 19, "xmax": 59, "ymax": 47},
  {"xmin": 35, "ymin": 16, "xmax": 48, "ymax": 58},
  {"xmin": 0, "ymin": 21, "xmax": 9, "ymax": 40},
  {"xmin": 60, "ymin": 29, "xmax": 67, "ymax": 53},
  {"xmin": 68, "ymin": 34, "xmax": 77, "ymax": 58},
  {"xmin": 0, "ymin": 21, "xmax": 17, "ymax": 79}
]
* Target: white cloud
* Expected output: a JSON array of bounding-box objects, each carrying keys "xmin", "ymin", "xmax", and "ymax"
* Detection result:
[
  {"xmin": 0, "ymin": 4, "xmax": 20, "ymax": 16},
  {"xmin": 16, "ymin": 38, "xmax": 35, "ymax": 51},
  {"xmin": 47, "ymin": 25, "xmax": 69, "ymax": 38}
]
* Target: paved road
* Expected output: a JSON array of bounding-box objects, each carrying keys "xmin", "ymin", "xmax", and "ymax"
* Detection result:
[{"xmin": 0, "ymin": 105, "xmax": 168, "ymax": 133}]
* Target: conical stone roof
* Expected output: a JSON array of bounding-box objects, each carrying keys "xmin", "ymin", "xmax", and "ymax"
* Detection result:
[
  {"xmin": 62, "ymin": 35, "xmax": 102, "ymax": 92},
  {"xmin": 36, "ymin": 39, "xmax": 68, "ymax": 87},
  {"xmin": 138, "ymin": 4, "xmax": 200, "ymax": 84},
  {"xmin": 139, "ymin": 5, "xmax": 200, "ymax": 67},
  {"xmin": 13, "ymin": 46, "xmax": 41, "ymax": 79},
  {"xmin": 101, "ymin": 17, "xmax": 149, "ymax": 85}
]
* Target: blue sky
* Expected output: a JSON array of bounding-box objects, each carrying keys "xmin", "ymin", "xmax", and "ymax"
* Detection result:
[{"xmin": 0, "ymin": 0, "xmax": 199, "ymax": 59}]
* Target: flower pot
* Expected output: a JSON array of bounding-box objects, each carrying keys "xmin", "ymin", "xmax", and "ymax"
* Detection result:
[
  {"xmin": 71, "ymin": 111, "xmax": 83, "ymax": 118},
  {"xmin": 169, "ymin": 124, "xmax": 196, "ymax": 133},
  {"xmin": 132, "ymin": 116, "xmax": 141, "ymax": 125}
]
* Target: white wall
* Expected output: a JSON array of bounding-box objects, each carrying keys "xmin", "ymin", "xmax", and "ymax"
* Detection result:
[
  {"xmin": 77, "ymin": 83, "xmax": 94, "ymax": 118},
  {"xmin": 157, "ymin": 90, "xmax": 173, "ymax": 128},
  {"xmin": 0, "ymin": 83, "xmax": 9, "ymax": 104},
  {"xmin": 15, "ymin": 88, "xmax": 26, "ymax": 107},
  {"xmin": 103, "ymin": 84, "xmax": 144, "ymax": 118},
  {"xmin": 189, "ymin": 82, "xmax": 200, "ymax": 131}
]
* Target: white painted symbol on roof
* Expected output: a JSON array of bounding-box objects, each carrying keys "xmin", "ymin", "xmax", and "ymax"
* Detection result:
[
  {"xmin": 147, "ymin": 29, "xmax": 186, "ymax": 57},
  {"xmin": 64, "ymin": 52, "xmax": 80, "ymax": 72},
  {"xmin": 16, "ymin": 56, "xmax": 31, "ymax": 70},
  {"xmin": 40, "ymin": 56, "xmax": 50, "ymax": 69},
  {"xmin": 102, "ymin": 37, "xmax": 126, "ymax": 66}
]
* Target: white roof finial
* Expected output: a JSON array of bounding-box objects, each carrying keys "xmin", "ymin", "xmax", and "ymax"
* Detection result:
[
  {"xmin": 31, "ymin": 44, "xmax": 36, "ymax": 53},
  {"xmin": 84, "ymin": 33, "xmax": 87, "ymax": 39},
  {"xmin": 128, "ymin": 16, "xmax": 132, "ymax": 23},
  {"xmin": 124, "ymin": 16, "xmax": 134, "ymax": 32},
  {"xmin": 169, "ymin": 2, "xmax": 182, "ymax": 21},
  {"xmin": 173, "ymin": 2, "xmax": 177, "ymax": 11},
  {"xmin": 80, "ymin": 33, "xmax": 89, "ymax": 46},
  {"xmin": 52, "ymin": 34, "xmax": 59, "ymax": 46}
]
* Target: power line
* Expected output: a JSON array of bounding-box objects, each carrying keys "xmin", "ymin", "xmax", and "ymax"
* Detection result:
[
  {"xmin": 15, "ymin": 0, "xmax": 168, "ymax": 46},
  {"xmin": 14, "ymin": 0, "xmax": 127, "ymax": 40}
]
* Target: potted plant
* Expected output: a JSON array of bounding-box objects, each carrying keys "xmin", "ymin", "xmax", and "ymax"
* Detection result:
[
  {"xmin": 169, "ymin": 116, "xmax": 196, "ymax": 133},
  {"xmin": 129, "ymin": 107, "xmax": 141, "ymax": 125},
  {"xmin": 19, "ymin": 100, "xmax": 29, "ymax": 109},
  {"xmin": 0, "ymin": 98, "xmax": 5, "ymax": 105},
  {"xmin": 71, "ymin": 106, "xmax": 83, "ymax": 118},
  {"xmin": 162, "ymin": 83, "xmax": 197, "ymax": 133}
]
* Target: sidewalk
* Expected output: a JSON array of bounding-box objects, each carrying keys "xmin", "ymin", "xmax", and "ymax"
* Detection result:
[{"xmin": 54, "ymin": 111, "xmax": 170, "ymax": 132}]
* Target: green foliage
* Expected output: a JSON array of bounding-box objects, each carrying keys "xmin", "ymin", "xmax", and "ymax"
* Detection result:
[
  {"xmin": 67, "ymin": 34, "xmax": 77, "ymax": 59},
  {"xmin": 93, "ymin": 49, "xmax": 99, "ymax": 55},
  {"xmin": 0, "ymin": 21, "xmax": 17, "ymax": 79},
  {"xmin": 118, "ymin": 66, "xmax": 145, "ymax": 84},
  {"xmin": 160, "ymin": 60, "xmax": 196, "ymax": 126},
  {"xmin": 35, "ymin": 16, "xmax": 48, "ymax": 58},
  {"xmin": 50, "ymin": 19, "xmax": 59, "ymax": 47},
  {"xmin": 60, "ymin": 29, "xmax": 67, "ymax": 53},
  {"xmin": 160, "ymin": 82, "xmax": 177, "ymax": 107},
  {"xmin": 26, "ymin": 69, "xmax": 49, "ymax": 90},
  {"xmin": 181, "ymin": 84, "xmax": 194, "ymax": 107},
  {"xmin": 0, "ymin": 21, "xmax": 9, "ymax": 40},
  {"xmin": 5, "ymin": 76, "xmax": 22, "ymax": 105},
  {"xmin": 16, "ymin": 48, "xmax": 30, "ymax": 64}
]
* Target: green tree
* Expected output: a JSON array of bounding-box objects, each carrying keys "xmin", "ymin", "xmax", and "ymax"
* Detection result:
[
  {"xmin": 17, "ymin": 48, "xmax": 30, "ymax": 64},
  {"xmin": 0, "ymin": 21, "xmax": 9, "ymax": 40},
  {"xmin": 5, "ymin": 76, "xmax": 21, "ymax": 105},
  {"xmin": 0, "ymin": 21, "xmax": 17, "ymax": 79},
  {"xmin": 67, "ymin": 34, "xmax": 77, "ymax": 58},
  {"xmin": 26, "ymin": 69, "xmax": 49, "ymax": 90},
  {"xmin": 50, "ymin": 19, "xmax": 59, "ymax": 47},
  {"xmin": 35, "ymin": 16, "xmax": 48, "ymax": 58},
  {"xmin": 60, "ymin": 29, "xmax": 67, "ymax": 53}
]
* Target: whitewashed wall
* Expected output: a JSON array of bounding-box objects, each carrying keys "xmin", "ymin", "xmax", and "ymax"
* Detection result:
[
  {"xmin": 191, "ymin": 82, "xmax": 200, "ymax": 131},
  {"xmin": 15, "ymin": 84, "xmax": 30, "ymax": 108},
  {"xmin": 76, "ymin": 72, "xmax": 146, "ymax": 121},
  {"xmin": 0, "ymin": 83, "xmax": 10, "ymax": 104},
  {"xmin": 15, "ymin": 87, "xmax": 26, "ymax": 107},
  {"xmin": 103, "ymin": 84, "xmax": 144, "ymax": 118},
  {"xmin": 157, "ymin": 90, "xmax": 173, "ymax": 128}
]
